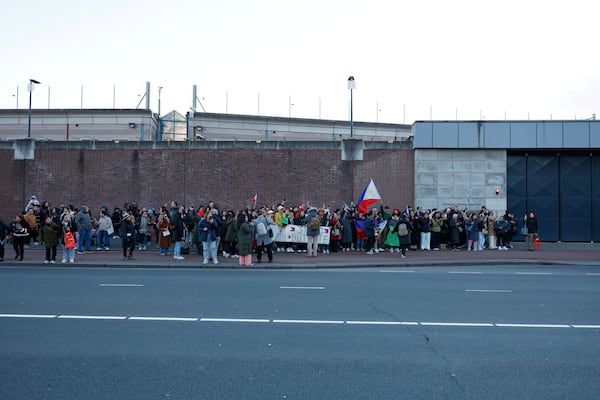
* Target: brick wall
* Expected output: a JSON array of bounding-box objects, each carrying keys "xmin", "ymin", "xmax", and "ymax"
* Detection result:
[{"xmin": 0, "ymin": 141, "xmax": 414, "ymax": 217}]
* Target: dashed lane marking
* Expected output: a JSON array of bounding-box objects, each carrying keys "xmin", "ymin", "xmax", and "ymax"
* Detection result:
[{"xmin": 100, "ymin": 284, "xmax": 144, "ymax": 287}]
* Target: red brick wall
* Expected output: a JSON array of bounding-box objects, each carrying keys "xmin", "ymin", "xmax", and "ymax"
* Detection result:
[{"xmin": 0, "ymin": 142, "xmax": 414, "ymax": 217}]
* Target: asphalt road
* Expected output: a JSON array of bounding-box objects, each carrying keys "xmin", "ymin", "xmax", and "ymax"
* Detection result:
[{"xmin": 1, "ymin": 265, "xmax": 599, "ymax": 399}]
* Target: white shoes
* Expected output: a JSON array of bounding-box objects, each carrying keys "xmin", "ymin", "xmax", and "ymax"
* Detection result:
[
  {"xmin": 366, "ymin": 250, "xmax": 374, "ymax": 255},
  {"xmin": 213, "ymin": 259, "xmax": 219, "ymax": 265},
  {"xmin": 174, "ymin": 256, "xmax": 185, "ymax": 260}
]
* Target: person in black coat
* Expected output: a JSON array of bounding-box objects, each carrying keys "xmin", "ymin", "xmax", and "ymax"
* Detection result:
[
  {"xmin": 524, "ymin": 212, "xmax": 539, "ymax": 251},
  {"xmin": 0, "ymin": 217, "xmax": 10, "ymax": 262},
  {"xmin": 120, "ymin": 212, "xmax": 136, "ymax": 260}
]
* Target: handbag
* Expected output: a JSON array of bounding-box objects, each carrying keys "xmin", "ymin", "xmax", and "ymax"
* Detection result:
[
  {"xmin": 520, "ymin": 226, "xmax": 528, "ymax": 236},
  {"xmin": 162, "ymin": 230, "xmax": 171, "ymax": 237},
  {"xmin": 181, "ymin": 245, "xmax": 190, "ymax": 255},
  {"xmin": 533, "ymin": 234, "xmax": 541, "ymax": 248},
  {"xmin": 64, "ymin": 232, "xmax": 76, "ymax": 249}
]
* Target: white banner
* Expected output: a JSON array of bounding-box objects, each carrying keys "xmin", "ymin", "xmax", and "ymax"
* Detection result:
[{"xmin": 270, "ymin": 224, "xmax": 330, "ymax": 245}]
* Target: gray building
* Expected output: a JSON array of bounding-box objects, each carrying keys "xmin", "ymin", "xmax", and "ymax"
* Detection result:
[{"xmin": 412, "ymin": 120, "xmax": 600, "ymax": 242}]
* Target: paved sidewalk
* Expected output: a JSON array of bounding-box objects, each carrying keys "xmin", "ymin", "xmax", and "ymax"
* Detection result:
[{"xmin": 2, "ymin": 241, "xmax": 599, "ymax": 269}]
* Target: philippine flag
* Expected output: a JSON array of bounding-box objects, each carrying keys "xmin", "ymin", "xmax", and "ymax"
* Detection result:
[{"xmin": 357, "ymin": 179, "xmax": 382, "ymax": 214}]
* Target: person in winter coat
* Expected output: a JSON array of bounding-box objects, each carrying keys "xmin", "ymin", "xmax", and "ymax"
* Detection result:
[
  {"xmin": 223, "ymin": 210, "xmax": 238, "ymax": 258},
  {"xmin": 494, "ymin": 215, "xmax": 509, "ymax": 250},
  {"xmin": 156, "ymin": 212, "xmax": 173, "ymax": 256},
  {"xmin": 198, "ymin": 212, "xmax": 220, "ymax": 265},
  {"xmin": 253, "ymin": 209, "xmax": 274, "ymax": 263},
  {"xmin": 384, "ymin": 209, "xmax": 401, "ymax": 252},
  {"xmin": 448, "ymin": 213, "xmax": 463, "ymax": 250},
  {"xmin": 340, "ymin": 211, "xmax": 353, "ymax": 252},
  {"xmin": 60, "ymin": 213, "xmax": 77, "ymax": 264},
  {"xmin": 465, "ymin": 214, "xmax": 483, "ymax": 251},
  {"xmin": 236, "ymin": 212, "xmax": 253, "ymax": 266},
  {"xmin": 40, "ymin": 216, "xmax": 62, "ymax": 264},
  {"xmin": 120, "ymin": 212, "xmax": 136, "ymax": 260},
  {"xmin": 305, "ymin": 207, "xmax": 321, "ymax": 257},
  {"xmin": 0, "ymin": 217, "xmax": 9, "ymax": 262},
  {"xmin": 75, "ymin": 205, "xmax": 92, "ymax": 253},
  {"xmin": 397, "ymin": 214, "xmax": 413, "ymax": 258},
  {"xmin": 9, "ymin": 214, "xmax": 29, "ymax": 261},
  {"xmin": 96, "ymin": 209, "xmax": 113, "ymax": 251},
  {"xmin": 524, "ymin": 212, "xmax": 539, "ymax": 251}
]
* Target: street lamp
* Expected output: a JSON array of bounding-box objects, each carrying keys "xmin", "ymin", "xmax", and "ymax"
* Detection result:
[
  {"xmin": 27, "ymin": 79, "xmax": 41, "ymax": 138},
  {"xmin": 347, "ymin": 76, "xmax": 355, "ymax": 138}
]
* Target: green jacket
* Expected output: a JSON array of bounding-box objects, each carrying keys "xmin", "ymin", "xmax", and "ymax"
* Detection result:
[{"xmin": 41, "ymin": 222, "xmax": 62, "ymax": 247}]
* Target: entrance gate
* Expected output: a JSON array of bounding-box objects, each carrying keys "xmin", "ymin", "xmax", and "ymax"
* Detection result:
[{"xmin": 507, "ymin": 152, "xmax": 600, "ymax": 242}]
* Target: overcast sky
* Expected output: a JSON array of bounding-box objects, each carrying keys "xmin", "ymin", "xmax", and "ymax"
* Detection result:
[{"xmin": 2, "ymin": 0, "xmax": 598, "ymax": 123}]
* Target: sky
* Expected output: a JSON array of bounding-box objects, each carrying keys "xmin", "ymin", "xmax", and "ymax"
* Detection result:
[{"xmin": 1, "ymin": 0, "xmax": 599, "ymax": 123}]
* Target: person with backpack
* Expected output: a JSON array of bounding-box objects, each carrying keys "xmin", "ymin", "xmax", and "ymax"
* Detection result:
[
  {"xmin": 253, "ymin": 208, "xmax": 274, "ymax": 263},
  {"xmin": 397, "ymin": 213, "xmax": 413, "ymax": 259},
  {"xmin": 305, "ymin": 207, "xmax": 321, "ymax": 257}
]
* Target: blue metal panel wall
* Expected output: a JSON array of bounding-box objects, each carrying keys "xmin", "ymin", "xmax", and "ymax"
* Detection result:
[
  {"xmin": 536, "ymin": 122, "xmax": 563, "ymax": 148},
  {"xmin": 483, "ymin": 123, "xmax": 510, "ymax": 148},
  {"xmin": 432, "ymin": 122, "xmax": 458, "ymax": 148},
  {"xmin": 591, "ymin": 123, "xmax": 600, "ymax": 148},
  {"xmin": 593, "ymin": 155, "xmax": 600, "ymax": 242},
  {"xmin": 560, "ymin": 155, "xmax": 591, "ymax": 240},
  {"xmin": 458, "ymin": 122, "xmax": 480, "ymax": 148},
  {"xmin": 507, "ymin": 154, "xmax": 527, "ymax": 241},
  {"xmin": 563, "ymin": 122, "xmax": 590, "ymax": 148},
  {"xmin": 510, "ymin": 122, "xmax": 537, "ymax": 149},
  {"xmin": 526, "ymin": 154, "xmax": 560, "ymax": 241}
]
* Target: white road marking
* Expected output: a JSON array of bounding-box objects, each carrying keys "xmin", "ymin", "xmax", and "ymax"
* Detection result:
[
  {"xmin": 346, "ymin": 321, "xmax": 418, "ymax": 326},
  {"xmin": 57, "ymin": 315, "xmax": 127, "ymax": 320},
  {"xmin": 465, "ymin": 289, "xmax": 513, "ymax": 293},
  {"xmin": 280, "ymin": 286, "xmax": 325, "ymax": 290},
  {"xmin": 0, "ymin": 314, "xmax": 597, "ymax": 330},
  {"xmin": 516, "ymin": 272, "xmax": 553, "ymax": 275},
  {"xmin": 572, "ymin": 325, "xmax": 600, "ymax": 329},
  {"xmin": 0, "ymin": 313, "xmax": 57, "ymax": 319},
  {"xmin": 100, "ymin": 284, "xmax": 144, "ymax": 287},
  {"xmin": 496, "ymin": 323, "xmax": 570, "ymax": 328},
  {"xmin": 380, "ymin": 270, "xmax": 415, "ymax": 273},
  {"xmin": 273, "ymin": 319, "xmax": 345, "ymax": 324},
  {"xmin": 448, "ymin": 271, "xmax": 483, "ymax": 274},
  {"xmin": 128, "ymin": 316, "xmax": 198, "ymax": 322},
  {"xmin": 200, "ymin": 318, "xmax": 270, "ymax": 323},
  {"xmin": 585, "ymin": 273, "xmax": 600, "ymax": 276},
  {"xmin": 420, "ymin": 322, "xmax": 494, "ymax": 327}
]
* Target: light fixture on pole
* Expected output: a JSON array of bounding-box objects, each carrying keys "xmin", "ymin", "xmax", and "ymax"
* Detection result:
[
  {"xmin": 27, "ymin": 79, "xmax": 41, "ymax": 138},
  {"xmin": 347, "ymin": 76, "xmax": 355, "ymax": 138}
]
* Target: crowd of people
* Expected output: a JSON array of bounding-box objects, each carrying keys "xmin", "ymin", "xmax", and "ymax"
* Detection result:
[{"xmin": 0, "ymin": 195, "xmax": 540, "ymax": 265}]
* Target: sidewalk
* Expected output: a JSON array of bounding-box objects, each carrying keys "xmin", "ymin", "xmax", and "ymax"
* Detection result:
[{"xmin": 2, "ymin": 241, "xmax": 599, "ymax": 269}]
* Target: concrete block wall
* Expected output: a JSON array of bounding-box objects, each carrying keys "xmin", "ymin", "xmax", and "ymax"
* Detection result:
[{"xmin": 414, "ymin": 149, "xmax": 507, "ymax": 213}]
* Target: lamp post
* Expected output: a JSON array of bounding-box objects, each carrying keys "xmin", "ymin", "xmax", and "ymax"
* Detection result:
[
  {"xmin": 347, "ymin": 76, "xmax": 355, "ymax": 138},
  {"xmin": 27, "ymin": 79, "xmax": 41, "ymax": 138}
]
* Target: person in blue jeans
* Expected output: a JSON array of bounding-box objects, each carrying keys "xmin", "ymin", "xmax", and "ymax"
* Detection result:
[{"xmin": 75, "ymin": 205, "xmax": 92, "ymax": 253}]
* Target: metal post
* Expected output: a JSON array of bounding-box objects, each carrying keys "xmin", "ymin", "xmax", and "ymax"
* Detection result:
[
  {"xmin": 348, "ymin": 76, "xmax": 355, "ymax": 138},
  {"xmin": 27, "ymin": 79, "xmax": 41, "ymax": 138}
]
